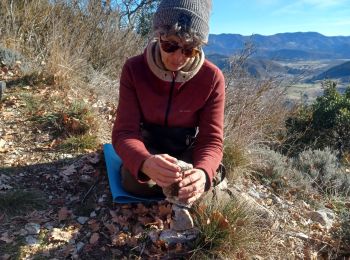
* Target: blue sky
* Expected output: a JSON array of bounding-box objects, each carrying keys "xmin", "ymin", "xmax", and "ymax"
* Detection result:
[{"xmin": 210, "ymin": 0, "xmax": 350, "ymax": 36}]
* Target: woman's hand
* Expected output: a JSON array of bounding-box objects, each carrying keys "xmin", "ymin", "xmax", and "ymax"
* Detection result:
[
  {"xmin": 178, "ymin": 168, "xmax": 207, "ymax": 204},
  {"xmin": 141, "ymin": 154, "xmax": 182, "ymax": 188}
]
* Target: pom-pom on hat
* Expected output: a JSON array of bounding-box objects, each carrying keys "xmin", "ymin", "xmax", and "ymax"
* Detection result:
[{"xmin": 153, "ymin": 0, "xmax": 212, "ymax": 43}]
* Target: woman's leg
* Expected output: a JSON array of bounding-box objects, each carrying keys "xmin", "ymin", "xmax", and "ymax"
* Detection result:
[{"xmin": 120, "ymin": 166, "xmax": 164, "ymax": 198}]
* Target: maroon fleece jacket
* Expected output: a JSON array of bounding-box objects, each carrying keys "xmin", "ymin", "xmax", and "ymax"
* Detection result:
[{"xmin": 112, "ymin": 51, "xmax": 225, "ymax": 185}]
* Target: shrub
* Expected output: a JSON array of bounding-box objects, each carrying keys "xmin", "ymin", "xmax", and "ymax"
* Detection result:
[
  {"xmin": 284, "ymin": 81, "xmax": 350, "ymax": 156},
  {"xmin": 252, "ymin": 147, "xmax": 313, "ymax": 196},
  {"xmin": 0, "ymin": 46, "xmax": 22, "ymax": 66},
  {"xmin": 294, "ymin": 148, "xmax": 350, "ymax": 196}
]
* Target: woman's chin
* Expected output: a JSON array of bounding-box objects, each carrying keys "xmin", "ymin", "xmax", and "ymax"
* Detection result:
[{"xmin": 166, "ymin": 64, "xmax": 185, "ymax": 72}]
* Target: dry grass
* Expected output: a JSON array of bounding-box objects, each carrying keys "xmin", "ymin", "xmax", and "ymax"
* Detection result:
[
  {"xmin": 222, "ymin": 47, "xmax": 290, "ymax": 180},
  {"xmin": 190, "ymin": 198, "xmax": 262, "ymax": 259},
  {"xmin": 0, "ymin": 190, "xmax": 46, "ymax": 216},
  {"xmin": 0, "ymin": 0, "xmax": 147, "ymax": 93}
]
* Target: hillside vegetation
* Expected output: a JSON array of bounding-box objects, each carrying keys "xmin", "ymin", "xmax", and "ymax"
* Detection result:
[
  {"xmin": 1, "ymin": 1, "xmax": 350, "ymax": 259},
  {"xmin": 313, "ymin": 61, "xmax": 350, "ymax": 81}
]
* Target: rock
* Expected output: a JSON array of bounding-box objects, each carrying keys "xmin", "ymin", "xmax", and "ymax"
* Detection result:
[
  {"xmin": 19, "ymin": 229, "xmax": 28, "ymax": 236},
  {"xmin": 163, "ymin": 160, "xmax": 193, "ymax": 207},
  {"xmin": 270, "ymin": 194, "xmax": 282, "ymax": 204},
  {"xmin": 159, "ymin": 228, "xmax": 199, "ymax": 245},
  {"xmin": 0, "ymin": 81, "xmax": 6, "ymax": 100},
  {"xmin": 176, "ymin": 160, "xmax": 193, "ymax": 171},
  {"xmin": 148, "ymin": 230, "xmax": 160, "ymax": 243},
  {"xmin": 228, "ymin": 186, "xmax": 275, "ymax": 221},
  {"xmin": 289, "ymin": 232, "xmax": 309, "ymax": 241},
  {"xmin": 0, "ymin": 139, "xmax": 5, "ymax": 148},
  {"xmin": 25, "ymin": 235, "xmax": 38, "ymax": 245},
  {"xmin": 170, "ymin": 205, "xmax": 194, "ymax": 231},
  {"xmin": 44, "ymin": 223, "xmax": 54, "ymax": 230},
  {"xmin": 77, "ymin": 216, "xmax": 89, "ymax": 225},
  {"xmin": 248, "ymin": 188, "xmax": 261, "ymax": 200},
  {"xmin": 25, "ymin": 223, "xmax": 41, "ymax": 235},
  {"xmin": 75, "ymin": 242, "xmax": 85, "ymax": 253},
  {"xmin": 308, "ymin": 209, "xmax": 335, "ymax": 229}
]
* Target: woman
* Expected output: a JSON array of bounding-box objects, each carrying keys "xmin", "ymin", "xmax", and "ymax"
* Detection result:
[{"xmin": 112, "ymin": 0, "xmax": 225, "ymax": 204}]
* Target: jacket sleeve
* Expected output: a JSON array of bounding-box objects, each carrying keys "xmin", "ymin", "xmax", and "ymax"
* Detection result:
[
  {"xmin": 193, "ymin": 68, "xmax": 225, "ymax": 186},
  {"xmin": 112, "ymin": 61, "xmax": 151, "ymax": 180}
]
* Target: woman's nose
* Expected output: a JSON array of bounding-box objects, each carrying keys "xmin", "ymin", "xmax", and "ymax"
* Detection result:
[{"xmin": 172, "ymin": 49, "xmax": 187, "ymax": 62}]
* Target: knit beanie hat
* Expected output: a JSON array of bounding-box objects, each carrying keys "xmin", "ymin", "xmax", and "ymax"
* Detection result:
[{"xmin": 153, "ymin": 0, "xmax": 212, "ymax": 43}]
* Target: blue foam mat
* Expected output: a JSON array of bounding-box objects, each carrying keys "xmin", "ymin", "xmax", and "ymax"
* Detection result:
[{"xmin": 103, "ymin": 144, "xmax": 163, "ymax": 203}]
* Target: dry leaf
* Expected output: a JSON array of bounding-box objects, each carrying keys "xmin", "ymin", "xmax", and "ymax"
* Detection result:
[
  {"xmin": 89, "ymin": 233, "xmax": 99, "ymax": 244},
  {"xmin": 58, "ymin": 207, "xmax": 70, "ymax": 222},
  {"xmin": 88, "ymin": 221, "xmax": 100, "ymax": 232},
  {"xmin": 112, "ymin": 232, "xmax": 129, "ymax": 247},
  {"xmin": 158, "ymin": 204, "xmax": 172, "ymax": 218},
  {"xmin": 104, "ymin": 223, "xmax": 118, "ymax": 235},
  {"xmin": 135, "ymin": 203, "xmax": 148, "ymax": 215},
  {"xmin": 212, "ymin": 210, "xmax": 229, "ymax": 229}
]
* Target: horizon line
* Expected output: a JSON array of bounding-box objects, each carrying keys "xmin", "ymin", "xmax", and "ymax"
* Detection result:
[{"xmin": 209, "ymin": 31, "xmax": 350, "ymax": 37}]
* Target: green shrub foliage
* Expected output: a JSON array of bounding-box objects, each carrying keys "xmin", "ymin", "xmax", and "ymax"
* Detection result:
[{"xmin": 285, "ymin": 81, "xmax": 350, "ymax": 155}]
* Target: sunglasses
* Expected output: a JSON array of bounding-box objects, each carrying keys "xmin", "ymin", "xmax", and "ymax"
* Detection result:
[{"xmin": 159, "ymin": 38, "xmax": 200, "ymax": 58}]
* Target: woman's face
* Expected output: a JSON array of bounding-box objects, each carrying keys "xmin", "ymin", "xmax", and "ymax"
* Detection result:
[{"xmin": 158, "ymin": 35, "xmax": 199, "ymax": 72}]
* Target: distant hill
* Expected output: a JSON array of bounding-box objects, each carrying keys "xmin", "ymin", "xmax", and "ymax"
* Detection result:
[
  {"xmin": 312, "ymin": 61, "xmax": 350, "ymax": 81},
  {"xmin": 206, "ymin": 54, "xmax": 305, "ymax": 78},
  {"xmin": 205, "ymin": 32, "xmax": 350, "ymax": 60}
]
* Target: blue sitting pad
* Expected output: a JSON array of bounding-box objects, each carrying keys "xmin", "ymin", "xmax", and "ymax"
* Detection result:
[{"xmin": 103, "ymin": 144, "xmax": 164, "ymax": 203}]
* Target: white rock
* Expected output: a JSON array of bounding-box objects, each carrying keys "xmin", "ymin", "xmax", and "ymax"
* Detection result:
[
  {"xmin": 170, "ymin": 205, "xmax": 194, "ymax": 231},
  {"xmin": 77, "ymin": 217, "xmax": 89, "ymax": 225},
  {"xmin": 25, "ymin": 235, "xmax": 38, "ymax": 245},
  {"xmin": 308, "ymin": 209, "xmax": 335, "ymax": 229},
  {"xmin": 75, "ymin": 242, "xmax": 85, "ymax": 253},
  {"xmin": 0, "ymin": 138, "xmax": 6, "ymax": 148},
  {"xmin": 25, "ymin": 223, "xmax": 41, "ymax": 235},
  {"xmin": 160, "ymin": 229, "xmax": 199, "ymax": 245},
  {"xmin": 248, "ymin": 188, "xmax": 261, "ymax": 200},
  {"xmin": 148, "ymin": 230, "xmax": 160, "ymax": 243}
]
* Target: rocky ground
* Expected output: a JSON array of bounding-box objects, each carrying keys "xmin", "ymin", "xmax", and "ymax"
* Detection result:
[{"xmin": 0, "ymin": 66, "xmax": 349, "ymax": 259}]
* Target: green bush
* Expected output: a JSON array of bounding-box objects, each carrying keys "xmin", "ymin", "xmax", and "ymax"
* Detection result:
[{"xmin": 284, "ymin": 81, "xmax": 350, "ymax": 156}]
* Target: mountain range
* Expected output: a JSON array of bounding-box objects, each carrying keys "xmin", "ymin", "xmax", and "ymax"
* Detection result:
[
  {"xmin": 205, "ymin": 32, "xmax": 350, "ymax": 60},
  {"xmin": 204, "ymin": 32, "xmax": 350, "ymax": 81}
]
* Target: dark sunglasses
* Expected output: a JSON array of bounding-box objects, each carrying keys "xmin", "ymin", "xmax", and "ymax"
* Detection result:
[{"xmin": 159, "ymin": 38, "xmax": 200, "ymax": 58}]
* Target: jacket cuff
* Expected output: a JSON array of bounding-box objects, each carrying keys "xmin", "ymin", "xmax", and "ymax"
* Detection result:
[{"xmin": 195, "ymin": 163, "xmax": 215, "ymax": 190}]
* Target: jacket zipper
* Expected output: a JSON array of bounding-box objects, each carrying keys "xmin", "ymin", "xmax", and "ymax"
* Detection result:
[{"xmin": 164, "ymin": 73, "xmax": 176, "ymax": 127}]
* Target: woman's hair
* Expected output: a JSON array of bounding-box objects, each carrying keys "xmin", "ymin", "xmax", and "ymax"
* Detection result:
[{"xmin": 154, "ymin": 24, "xmax": 206, "ymax": 47}]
